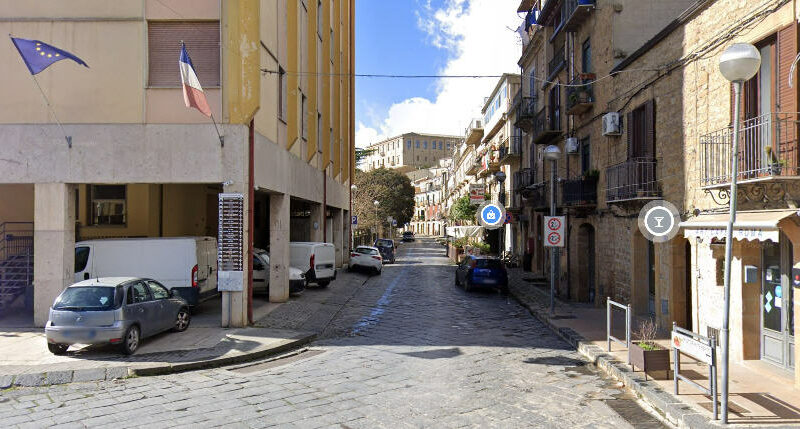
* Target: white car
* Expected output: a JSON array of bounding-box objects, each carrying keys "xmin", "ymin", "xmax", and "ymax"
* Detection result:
[
  {"xmin": 253, "ymin": 249, "xmax": 306, "ymax": 295},
  {"xmin": 349, "ymin": 246, "xmax": 383, "ymax": 275},
  {"xmin": 290, "ymin": 242, "xmax": 337, "ymax": 287}
]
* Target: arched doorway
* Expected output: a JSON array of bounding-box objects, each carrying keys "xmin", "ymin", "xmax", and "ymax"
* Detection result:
[{"xmin": 575, "ymin": 223, "xmax": 596, "ymax": 303}]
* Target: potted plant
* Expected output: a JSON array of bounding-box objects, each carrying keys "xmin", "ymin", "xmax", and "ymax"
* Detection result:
[
  {"xmin": 629, "ymin": 319, "xmax": 670, "ymax": 381},
  {"xmin": 764, "ymin": 146, "xmax": 785, "ymax": 176},
  {"xmin": 583, "ymin": 169, "xmax": 600, "ymax": 182}
]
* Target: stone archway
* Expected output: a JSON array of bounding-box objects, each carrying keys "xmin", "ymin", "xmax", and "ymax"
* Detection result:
[{"xmin": 575, "ymin": 223, "xmax": 596, "ymax": 303}]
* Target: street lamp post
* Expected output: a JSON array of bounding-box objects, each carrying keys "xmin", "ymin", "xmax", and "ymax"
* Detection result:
[
  {"xmin": 718, "ymin": 43, "xmax": 761, "ymax": 424},
  {"xmin": 544, "ymin": 145, "xmax": 561, "ymax": 315},
  {"xmin": 495, "ymin": 170, "xmax": 507, "ymax": 257},
  {"xmin": 373, "ymin": 200, "xmax": 380, "ymax": 242}
]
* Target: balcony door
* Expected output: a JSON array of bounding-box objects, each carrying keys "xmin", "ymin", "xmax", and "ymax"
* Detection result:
[{"xmin": 740, "ymin": 39, "xmax": 774, "ymax": 178}]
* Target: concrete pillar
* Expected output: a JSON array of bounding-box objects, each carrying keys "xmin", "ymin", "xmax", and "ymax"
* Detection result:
[
  {"xmin": 333, "ymin": 208, "xmax": 343, "ymax": 268},
  {"xmin": 343, "ymin": 209, "xmax": 351, "ymax": 265},
  {"xmin": 34, "ymin": 183, "xmax": 76, "ymax": 327},
  {"xmin": 310, "ymin": 203, "xmax": 324, "ymax": 242},
  {"xmin": 269, "ymin": 192, "xmax": 290, "ymax": 303},
  {"xmin": 220, "ymin": 182, "xmax": 249, "ymax": 328}
]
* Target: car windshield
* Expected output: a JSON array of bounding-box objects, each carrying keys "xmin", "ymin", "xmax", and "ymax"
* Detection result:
[
  {"xmin": 474, "ymin": 259, "xmax": 503, "ymax": 269},
  {"xmin": 53, "ymin": 286, "xmax": 121, "ymax": 311},
  {"xmin": 375, "ymin": 239, "xmax": 393, "ymax": 247},
  {"xmin": 356, "ymin": 247, "xmax": 379, "ymax": 255}
]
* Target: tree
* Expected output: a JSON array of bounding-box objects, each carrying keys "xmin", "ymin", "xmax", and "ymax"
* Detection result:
[
  {"xmin": 355, "ymin": 148, "xmax": 376, "ymax": 168},
  {"xmin": 353, "ymin": 168, "xmax": 414, "ymax": 233},
  {"xmin": 449, "ymin": 195, "xmax": 477, "ymax": 223}
]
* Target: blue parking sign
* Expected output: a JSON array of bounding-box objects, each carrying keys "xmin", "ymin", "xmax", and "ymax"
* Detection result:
[{"xmin": 351, "ymin": 215, "xmax": 358, "ymax": 225}]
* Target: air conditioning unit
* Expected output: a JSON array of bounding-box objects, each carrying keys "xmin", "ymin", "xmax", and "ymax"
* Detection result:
[
  {"xmin": 602, "ymin": 112, "xmax": 622, "ymax": 136},
  {"xmin": 565, "ymin": 137, "xmax": 579, "ymax": 154}
]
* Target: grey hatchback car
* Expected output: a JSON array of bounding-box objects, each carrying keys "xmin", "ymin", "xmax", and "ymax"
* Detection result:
[{"xmin": 45, "ymin": 277, "xmax": 191, "ymax": 355}]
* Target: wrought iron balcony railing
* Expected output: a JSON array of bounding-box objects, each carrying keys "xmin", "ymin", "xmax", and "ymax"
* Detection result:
[
  {"xmin": 700, "ymin": 112, "xmax": 800, "ymax": 187},
  {"xmin": 515, "ymin": 96, "xmax": 538, "ymax": 132},
  {"xmin": 561, "ymin": 176, "xmax": 598, "ymax": 206},
  {"xmin": 563, "ymin": 0, "xmax": 595, "ymax": 32},
  {"xmin": 548, "ymin": 45, "xmax": 566, "ymax": 79},
  {"xmin": 605, "ymin": 158, "xmax": 660, "ymax": 203},
  {"xmin": 532, "ymin": 105, "xmax": 562, "ymax": 144},
  {"xmin": 565, "ymin": 75, "xmax": 594, "ymax": 115}
]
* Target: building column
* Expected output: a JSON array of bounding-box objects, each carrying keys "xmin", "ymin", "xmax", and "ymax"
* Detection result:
[
  {"xmin": 269, "ymin": 192, "xmax": 290, "ymax": 303},
  {"xmin": 221, "ymin": 182, "xmax": 249, "ymax": 328},
  {"xmin": 33, "ymin": 183, "xmax": 76, "ymax": 327},
  {"xmin": 333, "ymin": 208, "xmax": 343, "ymax": 268},
  {"xmin": 310, "ymin": 203, "xmax": 324, "ymax": 242},
  {"xmin": 343, "ymin": 209, "xmax": 351, "ymax": 265}
]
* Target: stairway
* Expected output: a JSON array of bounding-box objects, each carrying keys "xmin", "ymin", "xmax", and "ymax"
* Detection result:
[{"xmin": 0, "ymin": 223, "xmax": 33, "ymax": 312}]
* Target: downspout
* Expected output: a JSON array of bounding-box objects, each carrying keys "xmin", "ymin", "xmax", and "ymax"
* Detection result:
[
  {"xmin": 323, "ymin": 168, "xmax": 327, "ymax": 242},
  {"xmin": 247, "ymin": 119, "xmax": 254, "ymax": 325}
]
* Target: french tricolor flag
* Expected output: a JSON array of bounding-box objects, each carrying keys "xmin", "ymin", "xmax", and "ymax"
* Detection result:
[{"xmin": 179, "ymin": 43, "xmax": 211, "ymax": 117}]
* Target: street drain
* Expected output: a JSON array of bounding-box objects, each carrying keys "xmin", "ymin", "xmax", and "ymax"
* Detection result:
[{"xmin": 230, "ymin": 349, "xmax": 325, "ymax": 374}]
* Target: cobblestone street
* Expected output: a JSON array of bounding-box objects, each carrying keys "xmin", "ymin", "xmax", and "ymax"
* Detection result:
[{"xmin": 0, "ymin": 240, "xmax": 666, "ymax": 428}]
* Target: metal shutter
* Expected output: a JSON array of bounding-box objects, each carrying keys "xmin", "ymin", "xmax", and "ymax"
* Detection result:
[{"xmin": 148, "ymin": 21, "xmax": 220, "ymax": 87}]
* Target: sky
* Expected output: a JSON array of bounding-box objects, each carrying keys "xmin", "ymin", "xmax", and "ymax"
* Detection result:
[{"xmin": 355, "ymin": 0, "xmax": 524, "ymax": 148}]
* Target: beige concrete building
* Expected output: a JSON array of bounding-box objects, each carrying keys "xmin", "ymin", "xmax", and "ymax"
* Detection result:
[
  {"xmin": 516, "ymin": 0, "xmax": 800, "ymax": 386},
  {"xmin": 360, "ymin": 132, "xmax": 461, "ymax": 173},
  {"xmin": 0, "ymin": 0, "xmax": 355, "ymax": 328}
]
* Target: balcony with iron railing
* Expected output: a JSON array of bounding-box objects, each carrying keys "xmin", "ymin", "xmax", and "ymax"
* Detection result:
[
  {"xmin": 565, "ymin": 74, "xmax": 594, "ymax": 115},
  {"xmin": 700, "ymin": 113, "xmax": 800, "ymax": 188},
  {"xmin": 499, "ymin": 136, "xmax": 523, "ymax": 164},
  {"xmin": 532, "ymin": 105, "xmax": 563, "ymax": 145},
  {"xmin": 522, "ymin": 181, "xmax": 550, "ymax": 210},
  {"xmin": 466, "ymin": 157, "xmax": 481, "ymax": 175},
  {"xmin": 561, "ymin": 175, "xmax": 598, "ymax": 207},
  {"xmin": 548, "ymin": 45, "xmax": 566, "ymax": 80},
  {"xmin": 515, "ymin": 95, "xmax": 538, "ymax": 133},
  {"xmin": 563, "ymin": 0, "xmax": 595, "ymax": 32},
  {"xmin": 605, "ymin": 158, "xmax": 660, "ymax": 203},
  {"xmin": 465, "ymin": 118, "xmax": 484, "ymax": 146}
]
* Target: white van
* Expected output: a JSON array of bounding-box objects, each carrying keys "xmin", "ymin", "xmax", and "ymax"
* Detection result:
[
  {"xmin": 289, "ymin": 242, "xmax": 336, "ymax": 287},
  {"xmin": 74, "ymin": 237, "xmax": 218, "ymax": 306}
]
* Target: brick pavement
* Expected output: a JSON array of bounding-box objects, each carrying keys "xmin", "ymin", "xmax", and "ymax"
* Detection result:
[{"xmin": 0, "ymin": 240, "xmax": 668, "ymax": 428}]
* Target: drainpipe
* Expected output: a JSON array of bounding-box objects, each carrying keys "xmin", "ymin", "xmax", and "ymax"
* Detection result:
[{"xmin": 323, "ymin": 167, "xmax": 327, "ymax": 243}]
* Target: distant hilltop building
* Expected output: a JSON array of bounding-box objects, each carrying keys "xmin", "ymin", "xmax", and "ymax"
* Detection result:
[{"xmin": 360, "ymin": 132, "xmax": 462, "ymax": 173}]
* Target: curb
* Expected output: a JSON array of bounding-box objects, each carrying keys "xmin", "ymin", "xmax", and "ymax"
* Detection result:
[
  {"xmin": 508, "ymin": 285, "xmax": 719, "ymax": 429},
  {"xmin": 0, "ymin": 332, "xmax": 315, "ymax": 389}
]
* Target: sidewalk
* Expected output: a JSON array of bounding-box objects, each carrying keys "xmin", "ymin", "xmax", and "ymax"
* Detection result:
[
  {"xmin": 507, "ymin": 268, "xmax": 800, "ymax": 428},
  {"xmin": 0, "ymin": 270, "xmax": 372, "ymax": 388}
]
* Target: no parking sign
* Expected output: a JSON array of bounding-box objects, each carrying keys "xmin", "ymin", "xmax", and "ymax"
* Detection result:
[{"xmin": 544, "ymin": 216, "xmax": 565, "ymax": 247}]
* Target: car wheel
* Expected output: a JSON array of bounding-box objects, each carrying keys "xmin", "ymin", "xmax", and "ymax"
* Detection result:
[
  {"xmin": 47, "ymin": 343, "xmax": 68, "ymax": 355},
  {"xmin": 376, "ymin": 268, "xmax": 382, "ymax": 275},
  {"xmin": 454, "ymin": 274, "xmax": 460, "ymax": 286},
  {"xmin": 121, "ymin": 325, "xmax": 141, "ymax": 355},
  {"xmin": 318, "ymin": 280, "xmax": 330, "ymax": 288},
  {"xmin": 173, "ymin": 307, "xmax": 191, "ymax": 332},
  {"xmin": 464, "ymin": 279, "xmax": 472, "ymax": 292}
]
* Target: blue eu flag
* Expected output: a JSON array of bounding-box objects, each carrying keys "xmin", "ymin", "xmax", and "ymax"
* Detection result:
[{"xmin": 10, "ymin": 37, "xmax": 88, "ymax": 75}]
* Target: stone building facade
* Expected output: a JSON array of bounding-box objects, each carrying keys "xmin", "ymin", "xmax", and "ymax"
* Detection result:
[{"xmin": 360, "ymin": 132, "xmax": 461, "ymax": 173}]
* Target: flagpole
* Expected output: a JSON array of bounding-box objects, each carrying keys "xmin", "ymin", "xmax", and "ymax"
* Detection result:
[
  {"xmin": 210, "ymin": 112, "xmax": 224, "ymax": 147},
  {"xmin": 29, "ymin": 72, "xmax": 72, "ymax": 148}
]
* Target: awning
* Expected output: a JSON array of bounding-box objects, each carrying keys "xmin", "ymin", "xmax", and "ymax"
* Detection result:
[
  {"xmin": 517, "ymin": 0, "xmax": 534, "ymax": 13},
  {"xmin": 680, "ymin": 210, "xmax": 798, "ymax": 242},
  {"xmin": 447, "ymin": 226, "xmax": 484, "ymax": 239}
]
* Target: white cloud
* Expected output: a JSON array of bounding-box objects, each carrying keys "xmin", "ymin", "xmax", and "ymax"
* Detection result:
[{"xmin": 357, "ymin": 0, "xmax": 522, "ymax": 148}]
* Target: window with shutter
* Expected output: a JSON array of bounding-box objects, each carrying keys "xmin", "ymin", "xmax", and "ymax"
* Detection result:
[
  {"xmin": 148, "ymin": 21, "xmax": 220, "ymax": 87},
  {"xmin": 626, "ymin": 100, "xmax": 654, "ymax": 159}
]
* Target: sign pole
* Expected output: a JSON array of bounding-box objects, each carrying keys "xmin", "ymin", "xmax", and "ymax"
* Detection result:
[{"xmin": 549, "ymin": 159, "xmax": 557, "ymax": 315}]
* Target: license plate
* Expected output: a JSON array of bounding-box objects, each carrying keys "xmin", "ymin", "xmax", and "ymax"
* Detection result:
[
  {"xmin": 483, "ymin": 279, "xmax": 497, "ymax": 284},
  {"xmin": 63, "ymin": 329, "xmax": 97, "ymax": 340}
]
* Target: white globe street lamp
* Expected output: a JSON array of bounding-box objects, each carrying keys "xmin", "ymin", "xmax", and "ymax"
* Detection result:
[{"xmin": 718, "ymin": 42, "xmax": 760, "ymax": 424}]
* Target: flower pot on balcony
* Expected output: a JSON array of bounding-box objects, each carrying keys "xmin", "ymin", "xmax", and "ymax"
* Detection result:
[
  {"xmin": 769, "ymin": 163, "xmax": 783, "ymax": 176},
  {"xmin": 629, "ymin": 341, "xmax": 670, "ymax": 381}
]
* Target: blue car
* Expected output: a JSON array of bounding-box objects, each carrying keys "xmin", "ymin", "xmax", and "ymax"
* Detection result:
[{"xmin": 455, "ymin": 256, "xmax": 508, "ymax": 293}]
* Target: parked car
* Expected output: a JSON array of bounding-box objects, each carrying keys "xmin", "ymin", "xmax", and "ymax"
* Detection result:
[
  {"xmin": 45, "ymin": 277, "xmax": 190, "ymax": 355},
  {"xmin": 373, "ymin": 238, "xmax": 396, "ymax": 263},
  {"xmin": 402, "ymin": 231, "xmax": 415, "ymax": 242},
  {"xmin": 74, "ymin": 237, "xmax": 217, "ymax": 307},
  {"xmin": 290, "ymin": 242, "xmax": 336, "ymax": 287},
  {"xmin": 454, "ymin": 256, "xmax": 508, "ymax": 293},
  {"xmin": 252, "ymin": 249, "xmax": 306, "ymax": 295},
  {"xmin": 349, "ymin": 246, "xmax": 382, "ymax": 275}
]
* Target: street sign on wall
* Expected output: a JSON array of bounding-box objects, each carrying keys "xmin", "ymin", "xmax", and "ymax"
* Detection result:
[
  {"xmin": 544, "ymin": 216, "xmax": 565, "ymax": 247},
  {"xmin": 352, "ymin": 215, "xmax": 358, "ymax": 225},
  {"xmin": 469, "ymin": 184, "xmax": 486, "ymax": 204}
]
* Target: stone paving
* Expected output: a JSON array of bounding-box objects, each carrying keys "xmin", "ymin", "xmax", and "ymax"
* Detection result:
[{"xmin": 0, "ymin": 240, "xmax": 667, "ymax": 428}]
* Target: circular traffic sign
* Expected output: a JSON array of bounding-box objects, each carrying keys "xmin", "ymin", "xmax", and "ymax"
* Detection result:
[
  {"xmin": 547, "ymin": 232, "xmax": 561, "ymax": 245},
  {"xmin": 547, "ymin": 217, "xmax": 561, "ymax": 231},
  {"xmin": 477, "ymin": 202, "xmax": 506, "ymax": 230}
]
